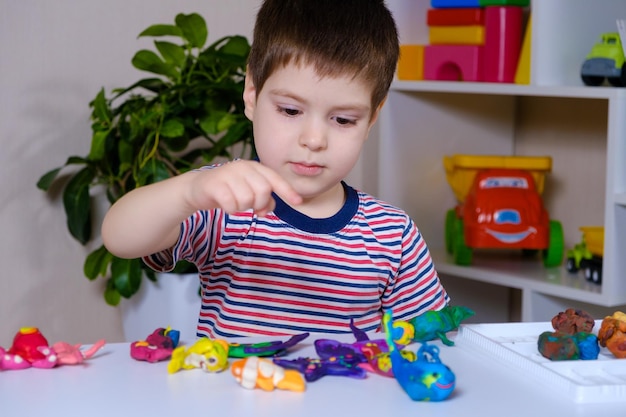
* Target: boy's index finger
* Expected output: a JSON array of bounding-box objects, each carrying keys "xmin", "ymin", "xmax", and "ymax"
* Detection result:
[{"xmin": 257, "ymin": 164, "xmax": 303, "ymax": 206}]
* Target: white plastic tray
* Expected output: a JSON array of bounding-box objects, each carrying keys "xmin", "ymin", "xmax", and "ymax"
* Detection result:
[{"xmin": 455, "ymin": 321, "xmax": 626, "ymax": 403}]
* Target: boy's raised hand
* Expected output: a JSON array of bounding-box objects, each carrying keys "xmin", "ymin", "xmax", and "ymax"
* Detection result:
[{"xmin": 186, "ymin": 160, "xmax": 302, "ymax": 217}]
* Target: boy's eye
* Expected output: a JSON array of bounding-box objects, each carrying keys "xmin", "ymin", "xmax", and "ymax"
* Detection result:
[
  {"xmin": 335, "ymin": 117, "xmax": 357, "ymax": 126},
  {"xmin": 278, "ymin": 106, "xmax": 300, "ymax": 116}
]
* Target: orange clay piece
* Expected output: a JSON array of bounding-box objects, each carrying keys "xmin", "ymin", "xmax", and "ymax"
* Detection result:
[
  {"xmin": 231, "ymin": 356, "xmax": 305, "ymax": 392},
  {"xmin": 597, "ymin": 312, "xmax": 626, "ymax": 358}
]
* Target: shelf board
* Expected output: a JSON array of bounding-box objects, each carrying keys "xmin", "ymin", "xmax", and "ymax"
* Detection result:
[
  {"xmin": 391, "ymin": 80, "xmax": 626, "ymax": 100},
  {"xmin": 429, "ymin": 248, "xmax": 611, "ymax": 305}
]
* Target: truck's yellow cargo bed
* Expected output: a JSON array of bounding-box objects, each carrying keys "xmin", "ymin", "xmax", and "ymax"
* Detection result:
[
  {"xmin": 580, "ymin": 226, "xmax": 604, "ymax": 257},
  {"xmin": 444, "ymin": 154, "xmax": 552, "ymax": 202}
]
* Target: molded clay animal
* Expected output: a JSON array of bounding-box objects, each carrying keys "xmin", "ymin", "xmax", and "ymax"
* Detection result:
[
  {"xmin": 395, "ymin": 306, "xmax": 475, "ymax": 346},
  {"xmin": 383, "ymin": 310, "xmax": 456, "ymax": 401},
  {"xmin": 168, "ymin": 338, "xmax": 229, "ymax": 373}
]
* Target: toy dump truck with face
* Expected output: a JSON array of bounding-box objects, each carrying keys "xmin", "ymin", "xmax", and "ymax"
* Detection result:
[
  {"xmin": 444, "ymin": 155, "xmax": 564, "ymax": 267},
  {"xmin": 566, "ymin": 226, "xmax": 604, "ymax": 284}
]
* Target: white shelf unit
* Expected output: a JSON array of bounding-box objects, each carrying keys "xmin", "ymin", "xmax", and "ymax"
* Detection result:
[{"xmin": 375, "ymin": 0, "xmax": 626, "ymax": 321}]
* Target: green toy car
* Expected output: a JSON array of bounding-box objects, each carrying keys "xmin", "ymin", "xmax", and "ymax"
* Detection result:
[
  {"xmin": 581, "ymin": 32, "xmax": 626, "ymax": 87},
  {"xmin": 565, "ymin": 226, "xmax": 604, "ymax": 284}
]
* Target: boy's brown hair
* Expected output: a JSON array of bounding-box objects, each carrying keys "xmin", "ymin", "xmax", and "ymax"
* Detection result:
[{"xmin": 247, "ymin": 0, "xmax": 399, "ymax": 112}]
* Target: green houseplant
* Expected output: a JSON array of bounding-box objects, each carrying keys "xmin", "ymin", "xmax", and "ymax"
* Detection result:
[{"xmin": 37, "ymin": 12, "xmax": 254, "ymax": 306}]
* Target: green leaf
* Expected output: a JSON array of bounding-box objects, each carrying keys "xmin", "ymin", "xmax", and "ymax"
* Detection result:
[
  {"xmin": 104, "ymin": 279, "xmax": 121, "ymax": 306},
  {"xmin": 131, "ymin": 50, "xmax": 179, "ymax": 79},
  {"xmin": 175, "ymin": 13, "xmax": 207, "ymax": 49},
  {"xmin": 137, "ymin": 159, "xmax": 172, "ymax": 185},
  {"xmin": 155, "ymin": 41, "xmax": 186, "ymax": 68},
  {"xmin": 66, "ymin": 156, "xmax": 89, "ymax": 165},
  {"xmin": 62, "ymin": 167, "xmax": 95, "ymax": 245},
  {"xmin": 199, "ymin": 111, "xmax": 228, "ymax": 135},
  {"xmin": 36, "ymin": 167, "xmax": 62, "ymax": 191},
  {"xmin": 84, "ymin": 246, "xmax": 113, "ymax": 280},
  {"xmin": 145, "ymin": 268, "xmax": 157, "ymax": 283},
  {"xmin": 111, "ymin": 78, "xmax": 167, "ymax": 99},
  {"xmin": 218, "ymin": 35, "xmax": 251, "ymax": 58},
  {"xmin": 163, "ymin": 134, "xmax": 191, "ymax": 153},
  {"xmin": 111, "ymin": 257, "xmax": 143, "ymax": 298},
  {"xmin": 138, "ymin": 24, "xmax": 182, "ymax": 38},
  {"xmin": 91, "ymin": 88, "xmax": 111, "ymax": 123},
  {"xmin": 160, "ymin": 119, "xmax": 185, "ymax": 138},
  {"xmin": 117, "ymin": 139, "xmax": 134, "ymax": 172},
  {"xmin": 88, "ymin": 129, "xmax": 109, "ymax": 160}
]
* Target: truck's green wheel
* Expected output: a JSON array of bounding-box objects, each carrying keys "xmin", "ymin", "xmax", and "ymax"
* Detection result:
[
  {"xmin": 445, "ymin": 209, "xmax": 456, "ymax": 255},
  {"xmin": 543, "ymin": 220, "xmax": 564, "ymax": 268},
  {"xmin": 452, "ymin": 217, "xmax": 472, "ymax": 266}
]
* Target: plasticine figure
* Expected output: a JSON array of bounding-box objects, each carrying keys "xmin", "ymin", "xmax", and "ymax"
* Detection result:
[
  {"xmin": 168, "ymin": 338, "xmax": 229, "ymax": 373},
  {"xmin": 227, "ymin": 333, "xmax": 309, "ymax": 358},
  {"xmin": 52, "ymin": 340, "xmax": 106, "ymax": 365},
  {"xmin": 394, "ymin": 306, "xmax": 475, "ymax": 346},
  {"xmin": 231, "ymin": 356, "xmax": 306, "ymax": 392},
  {"xmin": 597, "ymin": 311, "xmax": 626, "ymax": 358},
  {"xmin": 383, "ymin": 310, "xmax": 456, "ymax": 401},
  {"xmin": 1, "ymin": 327, "xmax": 106, "ymax": 370},
  {"xmin": 130, "ymin": 327, "xmax": 180, "ymax": 363}
]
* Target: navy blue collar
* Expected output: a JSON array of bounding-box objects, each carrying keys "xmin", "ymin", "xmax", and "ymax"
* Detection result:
[{"xmin": 272, "ymin": 182, "xmax": 358, "ymax": 234}]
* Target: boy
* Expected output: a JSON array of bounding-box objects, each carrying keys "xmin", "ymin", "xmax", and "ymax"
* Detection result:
[{"xmin": 102, "ymin": 0, "xmax": 449, "ymax": 338}]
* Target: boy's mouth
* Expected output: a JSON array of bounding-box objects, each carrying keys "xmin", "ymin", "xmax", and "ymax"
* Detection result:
[{"xmin": 290, "ymin": 161, "xmax": 323, "ymax": 176}]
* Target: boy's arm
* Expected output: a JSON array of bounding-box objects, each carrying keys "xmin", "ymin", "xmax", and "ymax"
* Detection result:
[{"xmin": 101, "ymin": 160, "xmax": 302, "ymax": 259}]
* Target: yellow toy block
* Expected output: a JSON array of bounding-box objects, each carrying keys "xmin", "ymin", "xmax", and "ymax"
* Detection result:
[
  {"xmin": 515, "ymin": 15, "xmax": 531, "ymax": 84},
  {"xmin": 429, "ymin": 26, "xmax": 485, "ymax": 45},
  {"xmin": 397, "ymin": 44, "xmax": 425, "ymax": 80}
]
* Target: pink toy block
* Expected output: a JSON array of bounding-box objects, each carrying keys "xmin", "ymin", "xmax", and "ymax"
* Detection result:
[
  {"xmin": 427, "ymin": 8, "xmax": 485, "ymax": 26},
  {"xmin": 424, "ymin": 45, "xmax": 484, "ymax": 82},
  {"xmin": 483, "ymin": 6, "xmax": 523, "ymax": 83}
]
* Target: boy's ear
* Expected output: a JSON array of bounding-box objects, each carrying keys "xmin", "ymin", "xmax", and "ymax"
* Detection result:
[{"xmin": 243, "ymin": 69, "xmax": 257, "ymax": 121}]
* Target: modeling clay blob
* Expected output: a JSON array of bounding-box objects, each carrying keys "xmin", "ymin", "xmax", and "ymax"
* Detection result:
[
  {"xmin": 231, "ymin": 356, "xmax": 306, "ymax": 392},
  {"xmin": 131, "ymin": 327, "xmax": 180, "ymax": 363},
  {"xmin": 168, "ymin": 338, "xmax": 229, "ymax": 373},
  {"xmin": 383, "ymin": 310, "xmax": 456, "ymax": 401},
  {"xmin": 8, "ymin": 327, "xmax": 50, "ymax": 363},
  {"xmin": 52, "ymin": 340, "xmax": 106, "ymax": 365},
  {"xmin": 537, "ymin": 331, "xmax": 599, "ymax": 361},
  {"xmin": 598, "ymin": 311, "xmax": 626, "ymax": 358},
  {"xmin": 0, "ymin": 328, "xmax": 106, "ymax": 371},
  {"xmin": 1, "ymin": 327, "xmax": 58, "ymax": 370},
  {"xmin": 227, "ymin": 333, "xmax": 309, "ymax": 358}
]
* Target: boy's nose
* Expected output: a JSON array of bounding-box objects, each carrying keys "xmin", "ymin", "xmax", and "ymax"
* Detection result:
[{"xmin": 298, "ymin": 120, "xmax": 327, "ymax": 150}]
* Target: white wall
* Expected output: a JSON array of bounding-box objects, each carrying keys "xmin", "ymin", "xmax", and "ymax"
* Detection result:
[
  {"xmin": 0, "ymin": 0, "xmax": 375, "ymax": 348},
  {"xmin": 0, "ymin": 0, "xmax": 261, "ymax": 347}
]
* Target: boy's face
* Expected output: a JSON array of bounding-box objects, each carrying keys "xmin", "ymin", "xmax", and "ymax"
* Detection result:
[{"xmin": 243, "ymin": 63, "xmax": 381, "ymax": 204}]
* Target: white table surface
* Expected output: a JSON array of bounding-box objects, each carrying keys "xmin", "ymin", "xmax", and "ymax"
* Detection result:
[{"xmin": 1, "ymin": 328, "xmax": 624, "ymax": 416}]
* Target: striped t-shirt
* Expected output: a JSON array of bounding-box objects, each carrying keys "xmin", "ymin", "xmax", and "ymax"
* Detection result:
[{"xmin": 143, "ymin": 182, "xmax": 449, "ymax": 338}]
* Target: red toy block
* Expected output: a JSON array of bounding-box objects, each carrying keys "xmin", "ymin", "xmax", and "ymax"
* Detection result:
[
  {"xmin": 427, "ymin": 8, "xmax": 485, "ymax": 26},
  {"xmin": 483, "ymin": 6, "xmax": 523, "ymax": 83},
  {"xmin": 424, "ymin": 45, "xmax": 484, "ymax": 81}
]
